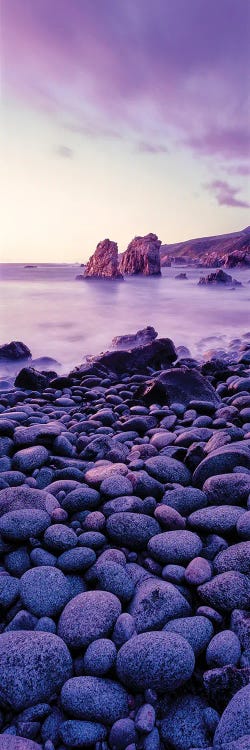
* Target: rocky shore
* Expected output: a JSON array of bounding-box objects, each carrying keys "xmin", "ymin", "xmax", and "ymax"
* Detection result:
[{"xmin": 0, "ymin": 331, "xmax": 250, "ymax": 750}]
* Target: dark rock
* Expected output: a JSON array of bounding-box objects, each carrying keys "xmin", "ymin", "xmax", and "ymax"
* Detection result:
[
  {"xmin": 20, "ymin": 566, "xmax": 70, "ymax": 617},
  {"xmin": 119, "ymin": 233, "xmax": 161, "ymax": 276},
  {"xmin": 198, "ymin": 269, "xmax": 242, "ymax": 287},
  {"xmin": 136, "ymin": 367, "xmax": 221, "ymax": 407},
  {"xmin": 160, "ymin": 695, "xmax": 211, "ymax": 750},
  {"xmin": 106, "ymin": 512, "xmax": 160, "ymax": 550},
  {"xmin": 73, "ymin": 338, "xmax": 177, "ymax": 376},
  {"xmin": 129, "ymin": 577, "xmax": 191, "ymax": 632},
  {"xmin": 112, "ymin": 326, "xmax": 158, "ymax": 349},
  {"xmin": 198, "ymin": 572, "xmax": 250, "ymax": 612},
  {"xmin": 148, "ymin": 529, "xmax": 202, "ymax": 564},
  {"xmin": 60, "ymin": 719, "xmax": 107, "ymax": 746},
  {"xmin": 15, "ymin": 368, "xmax": 56, "ymax": 390},
  {"xmin": 213, "ymin": 684, "xmax": 250, "ymax": 747},
  {"xmin": 204, "ymin": 665, "xmax": 250, "ymax": 712},
  {"xmin": 164, "ymin": 615, "xmax": 213, "ymax": 655},
  {"xmin": 0, "ymin": 341, "xmax": 31, "ymax": 360}
]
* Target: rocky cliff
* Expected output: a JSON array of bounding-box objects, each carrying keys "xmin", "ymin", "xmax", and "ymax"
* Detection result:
[
  {"xmin": 119, "ymin": 233, "xmax": 161, "ymax": 275},
  {"xmin": 83, "ymin": 239, "xmax": 123, "ymax": 279},
  {"xmin": 161, "ymin": 226, "xmax": 250, "ymax": 268}
]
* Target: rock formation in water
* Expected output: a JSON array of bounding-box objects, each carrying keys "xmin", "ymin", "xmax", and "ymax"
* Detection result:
[
  {"xmin": 198, "ymin": 270, "xmax": 242, "ymax": 287},
  {"xmin": 83, "ymin": 239, "xmax": 123, "ymax": 280},
  {"xmin": 112, "ymin": 326, "xmax": 158, "ymax": 349},
  {"xmin": 0, "ymin": 341, "xmax": 31, "ymax": 360},
  {"xmin": 119, "ymin": 233, "xmax": 161, "ymax": 276}
]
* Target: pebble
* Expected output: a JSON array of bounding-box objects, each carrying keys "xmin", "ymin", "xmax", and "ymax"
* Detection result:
[
  {"xmin": 106, "ymin": 512, "xmax": 160, "ymax": 550},
  {"xmin": 60, "ymin": 719, "xmax": 107, "ymax": 746},
  {"xmin": 145, "ymin": 455, "xmax": 191, "ymax": 485},
  {"xmin": 160, "ymin": 695, "xmax": 211, "ymax": 750},
  {"xmin": 13, "ymin": 446, "xmax": 49, "ymax": 472},
  {"xmin": 129, "ymin": 577, "xmax": 191, "ymax": 632},
  {"xmin": 213, "ymin": 684, "xmax": 250, "ymax": 747},
  {"xmin": 83, "ymin": 638, "xmax": 117, "ymax": 676},
  {"xmin": 164, "ymin": 615, "xmax": 214, "ymax": 655},
  {"xmin": 0, "ymin": 509, "xmax": 51, "ymax": 541},
  {"xmin": 198, "ymin": 571, "xmax": 250, "ymax": 612},
  {"xmin": 20, "ymin": 566, "xmax": 70, "ymax": 617},
  {"xmin": 43, "ymin": 524, "xmax": 77, "ymax": 551},
  {"xmin": 109, "ymin": 718, "xmax": 137, "ymax": 749},
  {"xmin": 184, "ymin": 556, "xmax": 212, "ymax": 584},
  {"xmin": 148, "ymin": 529, "xmax": 202, "ymax": 564}
]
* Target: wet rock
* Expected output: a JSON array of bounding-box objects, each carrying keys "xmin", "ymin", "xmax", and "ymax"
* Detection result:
[
  {"xmin": 112, "ymin": 326, "xmax": 158, "ymax": 349},
  {"xmin": 137, "ymin": 366, "xmax": 221, "ymax": 407},
  {"xmin": 15, "ymin": 368, "xmax": 56, "ymax": 390},
  {"xmin": 198, "ymin": 269, "xmax": 242, "ymax": 287},
  {"xmin": 0, "ymin": 341, "xmax": 31, "ymax": 360}
]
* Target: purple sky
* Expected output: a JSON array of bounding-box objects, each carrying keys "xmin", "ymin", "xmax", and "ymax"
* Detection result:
[{"xmin": 2, "ymin": 0, "xmax": 250, "ymax": 261}]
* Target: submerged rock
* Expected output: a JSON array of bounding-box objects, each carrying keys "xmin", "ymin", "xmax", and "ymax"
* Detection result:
[
  {"xmin": 119, "ymin": 233, "xmax": 161, "ymax": 276},
  {"xmin": 83, "ymin": 239, "xmax": 123, "ymax": 280},
  {"xmin": 112, "ymin": 326, "xmax": 158, "ymax": 349},
  {"xmin": 198, "ymin": 269, "xmax": 242, "ymax": 287}
]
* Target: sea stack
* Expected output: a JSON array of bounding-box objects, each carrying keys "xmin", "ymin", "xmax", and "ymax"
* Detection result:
[
  {"xmin": 83, "ymin": 239, "xmax": 123, "ymax": 280},
  {"xmin": 119, "ymin": 233, "xmax": 161, "ymax": 276}
]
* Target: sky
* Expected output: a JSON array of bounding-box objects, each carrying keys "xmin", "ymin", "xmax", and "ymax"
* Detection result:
[{"xmin": 1, "ymin": 0, "xmax": 250, "ymax": 262}]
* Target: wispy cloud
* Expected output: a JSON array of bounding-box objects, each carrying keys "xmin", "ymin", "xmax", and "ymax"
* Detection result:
[
  {"xmin": 204, "ymin": 179, "xmax": 250, "ymax": 208},
  {"xmin": 136, "ymin": 141, "xmax": 168, "ymax": 154},
  {"xmin": 55, "ymin": 145, "xmax": 74, "ymax": 159}
]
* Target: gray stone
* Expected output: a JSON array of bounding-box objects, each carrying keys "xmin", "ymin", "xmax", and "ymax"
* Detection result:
[
  {"xmin": 214, "ymin": 543, "xmax": 250, "ymax": 575},
  {"xmin": 0, "ymin": 631, "xmax": 72, "ymax": 710},
  {"xmin": 106, "ymin": 512, "xmax": 160, "ymax": 550},
  {"xmin": 206, "ymin": 631, "xmax": 241, "ymax": 667},
  {"xmin": 188, "ymin": 506, "xmax": 244, "ymax": 535},
  {"xmin": 164, "ymin": 615, "xmax": 214, "ymax": 655},
  {"xmin": 213, "ymin": 684, "xmax": 250, "ymax": 747},
  {"xmin": 20, "ymin": 566, "xmax": 70, "ymax": 617},
  {"xmin": 129, "ymin": 577, "xmax": 191, "ymax": 632},
  {"xmin": 162, "ymin": 487, "xmax": 208, "ymax": 515},
  {"xmin": 0, "ymin": 485, "xmax": 59, "ymax": 516},
  {"xmin": 0, "ymin": 509, "xmax": 51, "ymax": 541},
  {"xmin": 83, "ymin": 638, "xmax": 117, "ymax": 675},
  {"xmin": 148, "ymin": 530, "xmax": 202, "ymax": 564},
  {"xmin": 198, "ymin": 572, "xmax": 250, "ymax": 612},
  {"xmin": 61, "ymin": 676, "xmax": 129, "ymax": 724},
  {"xmin": 116, "ymin": 631, "xmax": 195, "ymax": 691},
  {"xmin": 160, "ymin": 695, "xmax": 211, "ymax": 750},
  {"xmin": 13, "ymin": 446, "xmax": 49, "ymax": 472},
  {"xmin": 145, "ymin": 456, "xmax": 191, "ymax": 485},
  {"xmin": 60, "ymin": 719, "xmax": 107, "ymax": 746},
  {"xmin": 58, "ymin": 590, "xmax": 121, "ymax": 647}
]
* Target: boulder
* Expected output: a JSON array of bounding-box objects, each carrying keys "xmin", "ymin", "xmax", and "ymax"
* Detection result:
[
  {"xmin": 83, "ymin": 239, "xmax": 123, "ymax": 279},
  {"xmin": 119, "ymin": 233, "xmax": 161, "ymax": 276},
  {"xmin": 213, "ymin": 684, "xmax": 250, "ymax": 747},
  {"xmin": 73, "ymin": 338, "xmax": 177, "ymax": 376},
  {"xmin": 136, "ymin": 367, "xmax": 221, "ymax": 406},
  {"xmin": 198, "ymin": 270, "xmax": 241, "ymax": 287},
  {"xmin": 116, "ymin": 631, "xmax": 195, "ymax": 691},
  {"xmin": 0, "ymin": 341, "xmax": 31, "ymax": 360},
  {"xmin": 112, "ymin": 326, "xmax": 158, "ymax": 349},
  {"xmin": 15, "ymin": 367, "xmax": 57, "ymax": 390}
]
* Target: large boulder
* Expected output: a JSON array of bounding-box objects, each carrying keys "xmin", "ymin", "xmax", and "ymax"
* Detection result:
[
  {"xmin": 83, "ymin": 239, "xmax": 123, "ymax": 279},
  {"xmin": 73, "ymin": 338, "xmax": 177, "ymax": 376},
  {"xmin": 0, "ymin": 341, "xmax": 31, "ymax": 360},
  {"xmin": 213, "ymin": 684, "xmax": 250, "ymax": 747},
  {"xmin": 136, "ymin": 367, "xmax": 221, "ymax": 406},
  {"xmin": 119, "ymin": 233, "xmax": 161, "ymax": 276},
  {"xmin": 198, "ymin": 269, "xmax": 241, "ymax": 287},
  {"xmin": 14, "ymin": 367, "xmax": 57, "ymax": 390}
]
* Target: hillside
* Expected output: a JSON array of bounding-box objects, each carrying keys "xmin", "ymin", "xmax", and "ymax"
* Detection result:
[{"xmin": 161, "ymin": 226, "xmax": 250, "ymax": 267}]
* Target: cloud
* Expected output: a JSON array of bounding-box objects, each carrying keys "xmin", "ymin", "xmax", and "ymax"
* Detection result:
[
  {"xmin": 136, "ymin": 141, "xmax": 168, "ymax": 154},
  {"xmin": 2, "ymin": 0, "xmax": 250, "ymax": 160},
  {"xmin": 55, "ymin": 145, "xmax": 74, "ymax": 159},
  {"xmin": 204, "ymin": 179, "xmax": 250, "ymax": 208},
  {"xmin": 224, "ymin": 164, "xmax": 250, "ymax": 177}
]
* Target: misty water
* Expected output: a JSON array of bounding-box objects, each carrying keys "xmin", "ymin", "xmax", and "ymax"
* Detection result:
[{"xmin": 0, "ymin": 263, "xmax": 249, "ymax": 377}]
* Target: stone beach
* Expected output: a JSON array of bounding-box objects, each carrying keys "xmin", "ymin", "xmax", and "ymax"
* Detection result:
[{"xmin": 0, "ymin": 330, "xmax": 249, "ymax": 749}]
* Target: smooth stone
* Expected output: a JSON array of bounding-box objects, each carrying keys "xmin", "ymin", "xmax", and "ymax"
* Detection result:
[
  {"xmin": 60, "ymin": 720, "xmax": 107, "ymax": 746},
  {"xmin": 106, "ymin": 513, "xmax": 160, "ymax": 550},
  {"xmin": 236, "ymin": 512, "xmax": 250, "ymax": 540},
  {"xmin": 0, "ymin": 575, "xmax": 19, "ymax": 608},
  {"xmin": 184, "ymin": 557, "xmax": 212, "ymax": 585},
  {"xmin": 100, "ymin": 475, "xmax": 133, "ymax": 498},
  {"xmin": 129, "ymin": 577, "xmax": 191, "ymax": 632},
  {"xmin": 0, "ymin": 740, "xmax": 42, "ymax": 750},
  {"xmin": 4, "ymin": 547, "xmax": 30, "ymax": 577},
  {"xmin": 116, "ymin": 631, "xmax": 195, "ymax": 691},
  {"xmin": 188, "ymin": 506, "xmax": 245, "ymax": 535},
  {"xmin": 135, "ymin": 704, "xmax": 155, "ymax": 733},
  {"xmin": 102, "ymin": 495, "xmax": 144, "ymax": 516},
  {"xmin": 61, "ymin": 487, "xmax": 100, "ymax": 512},
  {"xmin": 145, "ymin": 456, "xmax": 191, "ymax": 485},
  {"xmin": 0, "ymin": 631, "xmax": 72, "ymax": 710},
  {"xmin": 154, "ymin": 505, "xmax": 186, "ymax": 529},
  {"xmin": 164, "ymin": 615, "xmax": 214, "ymax": 655},
  {"xmin": 0, "ymin": 485, "xmax": 59, "ymax": 516},
  {"xmin": 109, "ymin": 718, "xmax": 137, "ymax": 750},
  {"xmin": 160, "ymin": 695, "xmax": 211, "ymax": 750},
  {"xmin": 43, "ymin": 524, "xmax": 78, "ymax": 551},
  {"xmin": 57, "ymin": 547, "xmax": 96, "ymax": 572},
  {"xmin": 58, "ymin": 590, "xmax": 121, "ymax": 648},
  {"xmin": 213, "ymin": 684, "xmax": 250, "ymax": 747},
  {"xmin": 214, "ymin": 543, "xmax": 250, "ymax": 575},
  {"xmin": 0, "ymin": 509, "xmax": 51, "ymax": 541},
  {"xmin": 198, "ymin": 572, "xmax": 250, "ymax": 612},
  {"xmin": 94, "ymin": 561, "xmax": 134, "ymax": 602},
  {"xmin": 206, "ymin": 631, "xmax": 241, "ymax": 667},
  {"xmin": 162, "ymin": 487, "xmax": 207, "ymax": 515},
  {"xmin": 203, "ymin": 473, "xmax": 250, "ymax": 505},
  {"xmin": 83, "ymin": 638, "xmax": 117, "ymax": 675},
  {"xmin": 13, "ymin": 446, "xmax": 49, "ymax": 472},
  {"xmin": 148, "ymin": 530, "xmax": 202, "ymax": 564},
  {"xmin": 193, "ymin": 443, "xmax": 250, "ymax": 487},
  {"xmin": 20, "ymin": 566, "xmax": 70, "ymax": 617},
  {"xmin": 112, "ymin": 613, "xmax": 136, "ymax": 647},
  {"xmin": 61, "ymin": 676, "xmax": 129, "ymax": 724}
]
